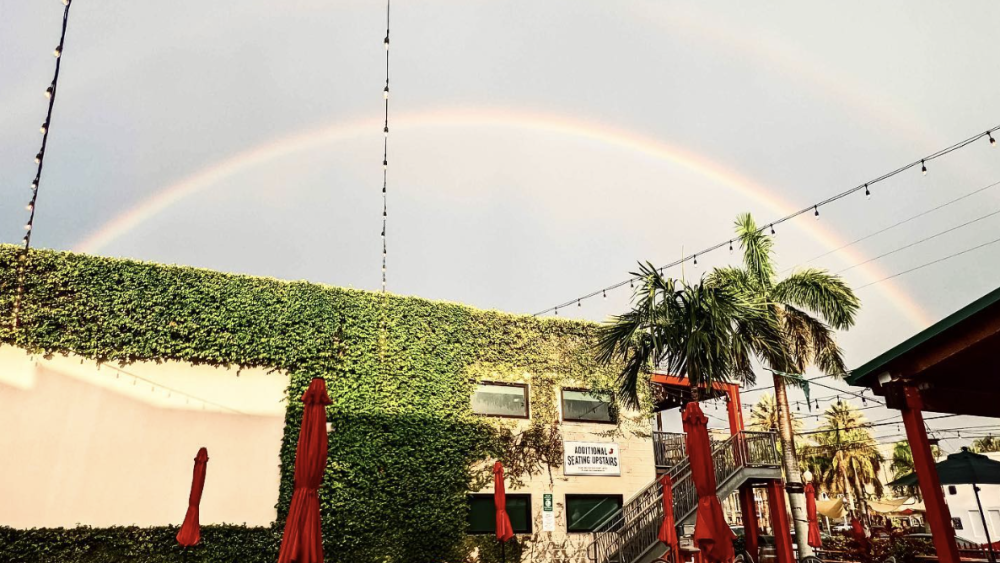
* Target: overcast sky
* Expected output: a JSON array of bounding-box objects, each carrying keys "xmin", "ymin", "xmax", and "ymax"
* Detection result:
[{"xmin": 3, "ymin": 0, "xmax": 1000, "ymax": 449}]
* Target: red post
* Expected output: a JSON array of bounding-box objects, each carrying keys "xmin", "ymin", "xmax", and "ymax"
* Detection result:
[
  {"xmin": 739, "ymin": 485, "xmax": 760, "ymax": 560},
  {"xmin": 766, "ymin": 480, "xmax": 795, "ymax": 563},
  {"xmin": 726, "ymin": 384, "xmax": 745, "ymax": 435},
  {"xmin": 901, "ymin": 386, "xmax": 960, "ymax": 563}
]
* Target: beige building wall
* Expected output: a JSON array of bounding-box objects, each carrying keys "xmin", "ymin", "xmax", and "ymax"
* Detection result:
[
  {"xmin": 477, "ymin": 387, "xmax": 658, "ymax": 563},
  {"xmin": 0, "ymin": 345, "xmax": 287, "ymax": 528}
]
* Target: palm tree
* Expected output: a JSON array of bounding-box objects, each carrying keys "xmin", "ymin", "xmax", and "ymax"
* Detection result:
[
  {"xmin": 889, "ymin": 441, "xmax": 942, "ymax": 499},
  {"xmin": 597, "ymin": 262, "xmax": 783, "ymax": 406},
  {"xmin": 748, "ymin": 393, "xmax": 803, "ymax": 433},
  {"xmin": 972, "ymin": 435, "xmax": 1000, "ymax": 453},
  {"xmin": 709, "ymin": 213, "xmax": 860, "ymax": 557},
  {"xmin": 808, "ymin": 402, "xmax": 884, "ymax": 519}
]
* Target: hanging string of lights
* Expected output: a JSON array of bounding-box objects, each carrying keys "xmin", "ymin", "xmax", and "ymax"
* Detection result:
[
  {"xmin": 12, "ymin": 0, "xmax": 74, "ymax": 329},
  {"xmin": 537, "ymin": 122, "xmax": 1000, "ymax": 317},
  {"xmin": 380, "ymin": 0, "xmax": 391, "ymax": 293}
]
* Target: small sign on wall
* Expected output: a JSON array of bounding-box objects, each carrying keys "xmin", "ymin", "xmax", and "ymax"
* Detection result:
[
  {"xmin": 563, "ymin": 441, "xmax": 621, "ymax": 476},
  {"xmin": 542, "ymin": 493, "xmax": 555, "ymax": 532}
]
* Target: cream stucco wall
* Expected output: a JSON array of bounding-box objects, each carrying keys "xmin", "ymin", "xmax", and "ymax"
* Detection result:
[
  {"xmin": 0, "ymin": 345, "xmax": 288, "ymax": 528},
  {"xmin": 477, "ymin": 391, "xmax": 658, "ymax": 563}
]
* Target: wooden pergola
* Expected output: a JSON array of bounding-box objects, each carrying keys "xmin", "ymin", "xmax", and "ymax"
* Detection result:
[{"xmin": 848, "ymin": 286, "xmax": 1000, "ymax": 563}]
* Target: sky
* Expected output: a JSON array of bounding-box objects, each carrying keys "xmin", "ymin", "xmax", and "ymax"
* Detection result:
[{"xmin": 3, "ymin": 0, "xmax": 1000, "ymax": 452}]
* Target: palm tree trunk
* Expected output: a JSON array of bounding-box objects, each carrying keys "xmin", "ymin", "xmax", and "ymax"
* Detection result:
[
  {"xmin": 838, "ymin": 462, "xmax": 856, "ymax": 516},
  {"xmin": 773, "ymin": 375, "xmax": 813, "ymax": 558}
]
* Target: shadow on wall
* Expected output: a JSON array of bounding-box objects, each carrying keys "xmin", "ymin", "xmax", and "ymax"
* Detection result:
[{"xmin": 0, "ymin": 361, "xmax": 285, "ymax": 528}]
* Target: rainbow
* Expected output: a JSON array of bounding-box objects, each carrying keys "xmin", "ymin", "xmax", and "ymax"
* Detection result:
[{"xmin": 73, "ymin": 106, "xmax": 933, "ymax": 327}]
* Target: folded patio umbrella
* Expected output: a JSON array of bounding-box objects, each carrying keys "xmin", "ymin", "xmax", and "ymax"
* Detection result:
[
  {"xmin": 816, "ymin": 498, "xmax": 845, "ymax": 519},
  {"xmin": 494, "ymin": 461, "xmax": 514, "ymax": 563},
  {"xmin": 804, "ymin": 483, "xmax": 822, "ymax": 548},
  {"xmin": 890, "ymin": 448, "xmax": 1000, "ymax": 563},
  {"xmin": 657, "ymin": 473, "xmax": 678, "ymax": 554},
  {"xmin": 278, "ymin": 378, "xmax": 332, "ymax": 563},
  {"xmin": 682, "ymin": 402, "xmax": 735, "ymax": 563},
  {"xmin": 176, "ymin": 447, "xmax": 209, "ymax": 548}
]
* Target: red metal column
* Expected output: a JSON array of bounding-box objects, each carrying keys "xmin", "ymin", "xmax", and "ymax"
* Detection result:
[
  {"xmin": 766, "ymin": 480, "xmax": 795, "ymax": 563},
  {"xmin": 726, "ymin": 384, "xmax": 745, "ymax": 435},
  {"xmin": 901, "ymin": 386, "xmax": 960, "ymax": 563},
  {"xmin": 739, "ymin": 485, "xmax": 760, "ymax": 560}
]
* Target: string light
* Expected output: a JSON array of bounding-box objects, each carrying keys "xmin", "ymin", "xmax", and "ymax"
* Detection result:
[
  {"xmin": 380, "ymin": 0, "xmax": 391, "ymax": 294},
  {"xmin": 13, "ymin": 0, "xmax": 74, "ymax": 330},
  {"xmin": 990, "ymin": 132, "xmax": 997, "ymax": 147},
  {"xmin": 693, "ymin": 254, "xmax": 698, "ymax": 266},
  {"xmin": 602, "ymin": 289, "xmax": 607, "ymax": 300},
  {"xmin": 532, "ymin": 122, "xmax": 1000, "ymax": 316},
  {"xmin": 729, "ymin": 240, "xmax": 733, "ymax": 253}
]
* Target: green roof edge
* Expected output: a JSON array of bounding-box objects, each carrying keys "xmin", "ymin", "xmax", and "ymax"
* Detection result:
[{"xmin": 847, "ymin": 285, "xmax": 1000, "ymax": 386}]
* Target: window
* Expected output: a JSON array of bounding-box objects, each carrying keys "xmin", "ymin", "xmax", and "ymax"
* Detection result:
[
  {"xmin": 566, "ymin": 494, "xmax": 623, "ymax": 532},
  {"xmin": 561, "ymin": 388, "xmax": 615, "ymax": 423},
  {"xmin": 472, "ymin": 382, "xmax": 529, "ymax": 418},
  {"xmin": 970, "ymin": 510, "xmax": 986, "ymax": 537},
  {"xmin": 948, "ymin": 485, "xmax": 958, "ymax": 495},
  {"xmin": 468, "ymin": 494, "xmax": 532, "ymax": 534}
]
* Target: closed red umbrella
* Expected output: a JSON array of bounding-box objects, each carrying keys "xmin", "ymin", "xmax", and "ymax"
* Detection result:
[
  {"xmin": 278, "ymin": 378, "xmax": 332, "ymax": 563},
  {"xmin": 176, "ymin": 447, "xmax": 209, "ymax": 548},
  {"xmin": 805, "ymin": 483, "xmax": 823, "ymax": 548},
  {"xmin": 657, "ymin": 473, "xmax": 678, "ymax": 556},
  {"xmin": 494, "ymin": 462, "xmax": 515, "ymax": 543},
  {"xmin": 683, "ymin": 402, "xmax": 735, "ymax": 563}
]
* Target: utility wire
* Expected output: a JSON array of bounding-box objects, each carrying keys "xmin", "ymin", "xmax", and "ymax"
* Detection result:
[
  {"xmin": 856, "ymin": 233, "xmax": 1000, "ymax": 291},
  {"xmin": 535, "ymin": 123, "xmax": 1000, "ymax": 317}
]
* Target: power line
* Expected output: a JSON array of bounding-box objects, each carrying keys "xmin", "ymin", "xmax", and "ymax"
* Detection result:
[
  {"xmin": 856, "ymin": 232, "xmax": 1000, "ymax": 291},
  {"xmin": 535, "ymin": 122, "xmax": 1000, "ymax": 317},
  {"xmin": 790, "ymin": 178, "xmax": 1000, "ymax": 271},
  {"xmin": 12, "ymin": 0, "xmax": 74, "ymax": 330},
  {"xmin": 836, "ymin": 204, "xmax": 1000, "ymax": 275}
]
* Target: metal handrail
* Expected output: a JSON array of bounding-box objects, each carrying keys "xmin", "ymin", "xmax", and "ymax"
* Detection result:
[{"xmin": 588, "ymin": 431, "xmax": 779, "ymax": 563}]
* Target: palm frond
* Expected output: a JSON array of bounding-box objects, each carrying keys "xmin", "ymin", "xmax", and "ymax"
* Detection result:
[
  {"xmin": 734, "ymin": 212, "xmax": 776, "ymax": 288},
  {"xmin": 772, "ymin": 268, "xmax": 860, "ymax": 330}
]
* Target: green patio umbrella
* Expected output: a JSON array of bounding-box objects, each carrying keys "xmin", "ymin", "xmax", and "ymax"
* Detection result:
[{"xmin": 890, "ymin": 448, "xmax": 1000, "ymax": 563}]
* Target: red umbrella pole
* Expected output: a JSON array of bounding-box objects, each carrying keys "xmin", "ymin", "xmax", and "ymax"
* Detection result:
[
  {"xmin": 278, "ymin": 378, "xmax": 332, "ymax": 563},
  {"xmin": 176, "ymin": 447, "xmax": 209, "ymax": 551}
]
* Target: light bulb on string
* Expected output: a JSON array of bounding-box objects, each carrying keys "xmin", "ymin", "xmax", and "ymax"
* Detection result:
[
  {"xmin": 44, "ymin": 85, "xmax": 54, "ymax": 99},
  {"xmin": 53, "ymin": 46, "xmax": 62, "ymax": 58},
  {"xmin": 921, "ymin": 160, "xmax": 927, "ymax": 175},
  {"xmin": 383, "ymin": 126, "xmax": 389, "ymax": 138},
  {"xmin": 729, "ymin": 240, "xmax": 733, "ymax": 254},
  {"xmin": 554, "ymin": 307, "xmax": 559, "ymax": 316},
  {"xmin": 814, "ymin": 206, "xmax": 819, "ymax": 218},
  {"xmin": 577, "ymin": 299, "xmax": 581, "ymax": 308},
  {"xmin": 602, "ymin": 289, "xmax": 607, "ymax": 300},
  {"xmin": 31, "ymin": 180, "xmax": 38, "ymax": 191},
  {"xmin": 62, "ymin": 0, "xmax": 71, "ymax": 5},
  {"xmin": 693, "ymin": 254, "xmax": 698, "ymax": 266},
  {"xmin": 383, "ymin": 85, "xmax": 389, "ymax": 99},
  {"xmin": 40, "ymin": 122, "xmax": 48, "ymax": 134},
  {"xmin": 770, "ymin": 224, "xmax": 775, "ymax": 235},
  {"xmin": 383, "ymin": 159, "xmax": 388, "ymax": 170},
  {"xmin": 24, "ymin": 222, "xmax": 31, "ymax": 231},
  {"xmin": 864, "ymin": 183, "xmax": 871, "ymax": 199},
  {"xmin": 990, "ymin": 132, "xmax": 997, "ymax": 147},
  {"xmin": 383, "ymin": 35, "xmax": 389, "ymax": 50},
  {"xmin": 25, "ymin": 203, "xmax": 33, "ymax": 212},
  {"xmin": 35, "ymin": 152, "xmax": 43, "ymax": 164}
]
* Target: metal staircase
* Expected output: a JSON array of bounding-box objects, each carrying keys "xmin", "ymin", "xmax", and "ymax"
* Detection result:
[{"xmin": 587, "ymin": 431, "xmax": 781, "ymax": 563}]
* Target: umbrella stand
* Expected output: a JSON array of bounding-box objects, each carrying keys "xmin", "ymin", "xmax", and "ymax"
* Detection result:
[{"xmin": 973, "ymin": 483, "xmax": 997, "ymax": 563}]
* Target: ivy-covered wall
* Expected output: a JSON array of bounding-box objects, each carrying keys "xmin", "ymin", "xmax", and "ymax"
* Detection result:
[{"xmin": 0, "ymin": 246, "xmax": 626, "ymax": 563}]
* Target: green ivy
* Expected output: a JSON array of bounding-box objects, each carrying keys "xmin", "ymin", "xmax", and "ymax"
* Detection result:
[
  {"xmin": 0, "ymin": 525, "xmax": 282, "ymax": 563},
  {"xmin": 0, "ymin": 246, "xmax": 635, "ymax": 563}
]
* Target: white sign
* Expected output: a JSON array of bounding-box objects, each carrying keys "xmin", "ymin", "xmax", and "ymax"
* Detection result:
[
  {"xmin": 563, "ymin": 441, "xmax": 621, "ymax": 476},
  {"xmin": 542, "ymin": 493, "xmax": 555, "ymax": 531}
]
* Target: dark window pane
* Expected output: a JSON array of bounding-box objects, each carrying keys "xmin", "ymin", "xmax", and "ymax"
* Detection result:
[
  {"xmin": 468, "ymin": 494, "xmax": 532, "ymax": 534},
  {"xmin": 566, "ymin": 495, "xmax": 623, "ymax": 532},
  {"xmin": 562, "ymin": 389, "xmax": 613, "ymax": 422},
  {"xmin": 472, "ymin": 384, "xmax": 528, "ymax": 417}
]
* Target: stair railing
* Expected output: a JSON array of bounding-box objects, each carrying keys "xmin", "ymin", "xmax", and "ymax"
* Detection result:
[{"xmin": 588, "ymin": 431, "xmax": 779, "ymax": 563}]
